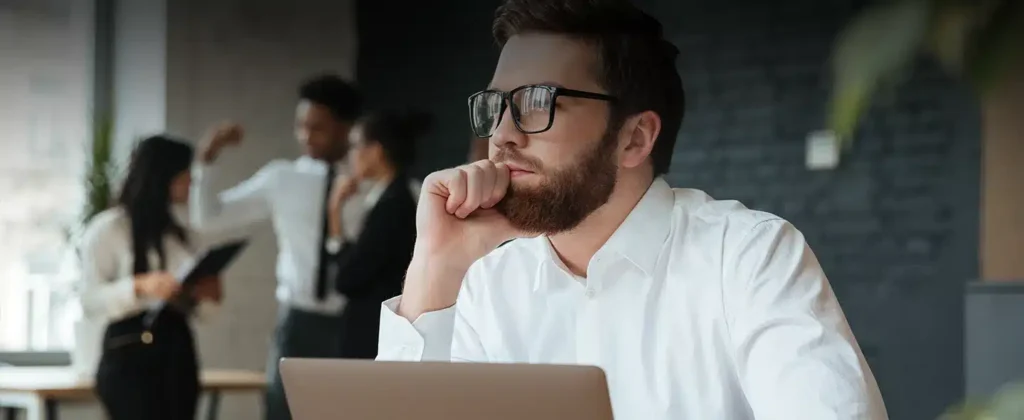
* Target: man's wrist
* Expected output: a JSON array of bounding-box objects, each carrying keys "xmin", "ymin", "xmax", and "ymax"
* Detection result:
[
  {"xmin": 198, "ymin": 143, "xmax": 221, "ymax": 163},
  {"xmin": 325, "ymin": 236, "xmax": 344, "ymax": 254},
  {"xmin": 397, "ymin": 249, "xmax": 471, "ymax": 321}
]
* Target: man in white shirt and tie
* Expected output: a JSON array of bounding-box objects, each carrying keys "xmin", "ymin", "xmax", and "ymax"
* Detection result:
[
  {"xmin": 375, "ymin": 1, "xmax": 888, "ymax": 419},
  {"xmin": 188, "ymin": 74, "xmax": 369, "ymax": 420}
]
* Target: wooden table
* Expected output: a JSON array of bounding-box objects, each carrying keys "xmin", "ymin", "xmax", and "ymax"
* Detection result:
[{"xmin": 0, "ymin": 367, "xmax": 266, "ymax": 420}]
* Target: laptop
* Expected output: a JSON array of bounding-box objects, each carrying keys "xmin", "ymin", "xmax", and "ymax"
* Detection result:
[{"xmin": 279, "ymin": 358, "xmax": 614, "ymax": 420}]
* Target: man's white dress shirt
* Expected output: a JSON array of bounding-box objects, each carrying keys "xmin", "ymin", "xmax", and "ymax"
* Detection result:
[
  {"xmin": 377, "ymin": 178, "xmax": 888, "ymax": 420},
  {"xmin": 191, "ymin": 156, "xmax": 420, "ymax": 314}
]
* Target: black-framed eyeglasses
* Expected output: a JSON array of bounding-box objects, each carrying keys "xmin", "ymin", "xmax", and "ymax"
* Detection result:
[{"xmin": 468, "ymin": 84, "xmax": 617, "ymax": 138}]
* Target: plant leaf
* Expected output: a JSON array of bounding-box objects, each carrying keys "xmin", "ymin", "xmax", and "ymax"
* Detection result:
[
  {"xmin": 829, "ymin": 81, "xmax": 871, "ymax": 146},
  {"xmin": 989, "ymin": 382, "xmax": 1024, "ymax": 420},
  {"xmin": 926, "ymin": 3, "xmax": 977, "ymax": 74},
  {"xmin": 83, "ymin": 114, "xmax": 116, "ymax": 224},
  {"xmin": 963, "ymin": 0, "xmax": 1024, "ymax": 95},
  {"xmin": 828, "ymin": 0, "xmax": 933, "ymax": 141}
]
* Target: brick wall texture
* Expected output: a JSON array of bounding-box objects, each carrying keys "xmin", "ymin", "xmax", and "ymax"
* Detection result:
[{"xmin": 358, "ymin": 0, "xmax": 982, "ymax": 418}]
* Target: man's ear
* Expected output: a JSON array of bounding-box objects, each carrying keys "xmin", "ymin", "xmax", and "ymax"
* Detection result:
[{"xmin": 619, "ymin": 110, "xmax": 661, "ymax": 170}]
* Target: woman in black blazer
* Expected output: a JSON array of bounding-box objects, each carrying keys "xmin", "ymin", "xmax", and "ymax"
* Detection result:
[{"xmin": 325, "ymin": 109, "xmax": 430, "ymax": 359}]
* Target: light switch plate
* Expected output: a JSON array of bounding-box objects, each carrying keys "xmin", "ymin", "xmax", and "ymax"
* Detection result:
[{"xmin": 805, "ymin": 130, "xmax": 840, "ymax": 170}]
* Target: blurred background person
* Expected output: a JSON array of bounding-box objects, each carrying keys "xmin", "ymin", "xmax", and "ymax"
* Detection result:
[
  {"xmin": 188, "ymin": 74, "xmax": 367, "ymax": 420},
  {"xmin": 79, "ymin": 136, "xmax": 222, "ymax": 420},
  {"xmin": 468, "ymin": 135, "xmax": 489, "ymax": 162},
  {"xmin": 325, "ymin": 110, "xmax": 430, "ymax": 359}
]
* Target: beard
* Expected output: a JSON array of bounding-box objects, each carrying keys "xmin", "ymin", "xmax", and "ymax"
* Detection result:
[{"xmin": 493, "ymin": 129, "xmax": 619, "ymax": 235}]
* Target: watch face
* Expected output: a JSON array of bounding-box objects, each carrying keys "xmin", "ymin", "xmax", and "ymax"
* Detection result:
[{"xmin": 325, "ymin": 238, "xmax": 342, "ymax": 253}]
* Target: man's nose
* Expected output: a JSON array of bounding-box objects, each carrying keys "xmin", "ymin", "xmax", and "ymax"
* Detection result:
[{"xmin": 490, "ymin": 107, "xmax": 526, "ymax": 150}]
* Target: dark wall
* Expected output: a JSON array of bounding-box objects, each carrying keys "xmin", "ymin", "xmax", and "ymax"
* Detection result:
[
  {"xmin": 357, "ymin": 0, "xmax": 982, "ymax": 419},
  {"xmin": 356, "ymin": 0, "xmax": 503, "ymax": 178}
]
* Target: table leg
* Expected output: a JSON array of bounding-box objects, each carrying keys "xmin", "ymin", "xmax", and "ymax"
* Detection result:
[
  {"xmin": 45, "ymin": 400, "xmax": 58, "ymax": 420},
  {"xmin": 205, "ymin": 391, "xmax": 221, "ymax": 420},
  {"xmin": 19, "ymin": 396, "xmax": 44, "ymax": 420},
  {"xmin": 2, "ymin": 407, "xmax": 16, "ymax": 420}
]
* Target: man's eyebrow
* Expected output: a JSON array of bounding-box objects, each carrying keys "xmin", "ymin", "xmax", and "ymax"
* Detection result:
[
  {"xmin": 485, "ymin": 81, "xmax": 569, "ymax": 92},
  {"xmin": 537, "ymin": 81, "xmax": 566, "ymax": 88}
]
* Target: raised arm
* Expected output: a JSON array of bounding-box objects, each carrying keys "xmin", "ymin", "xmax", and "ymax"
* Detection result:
[
  {"xmin": 332, "ymin": 181, "xmax": 486, "ymax": 362},
  {"xmin": 376, "ymin": 260, "xmax": 491, "ymax": 363},
  {"xmin": 375, "ymin": 161, "xmax": 522, "ymax": 363},
  {"xmin": 725, "ymin": 219, "xmax": 888, "ymax": 420},
  {"xmin": 189, "ymin": 161, "xmax": 277, "ymax": 232},
  {"xmin": 189, "ymin": 122, "xmax": 276, "ymax": 233}
]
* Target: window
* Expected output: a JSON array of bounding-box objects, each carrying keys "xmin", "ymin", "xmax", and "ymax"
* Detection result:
[{"xmin": 0, "ymin": 0, "xmax": 93, "ymax": 353}]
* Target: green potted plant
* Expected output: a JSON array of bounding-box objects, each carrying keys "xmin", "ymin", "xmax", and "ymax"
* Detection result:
[
  {"xmin": 827, "ymin": 0, "xmax": 1023, "ymax": 144},
  {"xmin": 69, "ymin": 115, "xmax": 116, "ymax": 378},
  {"xmin": 82, "ymin": 116, "xmax": 116, "ymax": 225}
]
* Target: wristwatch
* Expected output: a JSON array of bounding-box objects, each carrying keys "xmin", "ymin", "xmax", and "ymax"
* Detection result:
[{"xmin": 325, "ymin": 236, "xmax": 344, "ymax": 255}]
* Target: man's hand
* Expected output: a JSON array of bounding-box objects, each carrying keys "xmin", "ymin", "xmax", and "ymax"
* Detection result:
[
  {"xmin": 192, "ymin": 276, "xmax": 223, "ymax": 303},
  {"xmin": 399, "ymin": 159, "xmax": 525, "ymax": 320},
  {"xmin": 198, "ymin": 123, "xmax": 244, "ymax": 163}
]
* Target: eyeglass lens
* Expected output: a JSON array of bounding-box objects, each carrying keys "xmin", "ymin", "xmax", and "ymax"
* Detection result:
[{"xmin": 471, "ymin": 86, "xmax": 554, "ymax": 137}]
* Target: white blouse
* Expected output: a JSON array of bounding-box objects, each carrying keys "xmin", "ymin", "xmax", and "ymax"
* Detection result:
[{"xmin": 78, "ymin": 206, "xmax": 218, "ymax": 325}]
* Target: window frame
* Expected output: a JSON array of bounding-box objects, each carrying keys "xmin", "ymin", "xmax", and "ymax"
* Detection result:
[{"xmin": 0, "ymin": 0, "xmax": 110, "ymax": 366}]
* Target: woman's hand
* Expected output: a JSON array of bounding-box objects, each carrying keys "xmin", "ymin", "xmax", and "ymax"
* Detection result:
[
  {"xmin": 329, "ymin": 174, "xmax": 360, "ymax": 212},
  {"xmin": 328, "ymin": 174, "xmax": 360, "ymax": 237},
  {"xmin": 192, "ymin": 276, "xmax": 223, "ymax": 303},
  {"xmin": 133, "ymin": 272, "xmax": 181, "ymax": 300}
]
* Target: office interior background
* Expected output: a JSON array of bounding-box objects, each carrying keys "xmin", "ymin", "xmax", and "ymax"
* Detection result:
[{"xmin": 0, "ymin": 0, "xmax": 1021, "ymax": 419}]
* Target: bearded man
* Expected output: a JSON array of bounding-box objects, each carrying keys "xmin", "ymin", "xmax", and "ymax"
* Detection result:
[{"xmin": 374, "ymin": 0, "xmax": 888, "ymax": 419}]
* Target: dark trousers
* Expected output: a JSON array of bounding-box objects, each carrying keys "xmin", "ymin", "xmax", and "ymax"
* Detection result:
[
  {"xmin": 95, "ymin": 309, "xmax": 199, "ymax": 420},
  {"xmin": 264, "ymin": 306, "xmax": 343, "ymax": 420}
]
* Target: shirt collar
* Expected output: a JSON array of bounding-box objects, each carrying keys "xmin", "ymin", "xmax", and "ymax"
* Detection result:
[
  {"xmin": 363, "ymin": 179, "xmax": 389, "ymax": 208},
  {"xmin": 602, "ymin": 177, "xmax": 675, "ymax": 276},
  {"xmin": 531, "ymin": 177, "xmax": 675, "ymax": 290},
  {"xmin": 296, "ymin": 156, "xmax": 349, "ymax": 174}
]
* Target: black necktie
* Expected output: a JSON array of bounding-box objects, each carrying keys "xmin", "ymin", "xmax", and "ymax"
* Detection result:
[{"xmin": 314, "ymin": 165, "xmax": 336, "ymax": 301}]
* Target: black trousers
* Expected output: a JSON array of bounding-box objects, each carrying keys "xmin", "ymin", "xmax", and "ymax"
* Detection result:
[
  {"xmin": 95, "ymin": 309, "xmax": 199, "ymax": 420},
  {"xmin": 264, "ymin": 307, "xmax": 343, "ymax": 420}
]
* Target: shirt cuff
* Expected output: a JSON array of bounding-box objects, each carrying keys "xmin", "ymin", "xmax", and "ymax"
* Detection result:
[
  {"xmin": 191, "ymin": 161, "xmax": 219, "ymax": 181},
  {"xmin": 377, "ymin": 296, "xmax": 455, "ymax": 362}
]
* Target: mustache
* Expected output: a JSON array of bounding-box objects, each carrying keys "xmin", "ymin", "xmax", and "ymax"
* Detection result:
[{"xmin": 491, "ymin": 147, "xmax": 543, "ymax": 172}]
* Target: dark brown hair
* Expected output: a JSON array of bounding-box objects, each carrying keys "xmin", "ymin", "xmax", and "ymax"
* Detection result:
[
  {"xmin": 118, "ymin": 135, "xmax": 193, "ymax": 274},
  {"xmin": 298, "ymin": 73, "xmax": 364, "ymax": 122},
  {"xmin": 492, "ymin": 0, "xmax": 685, "ymax": 176},
  {"xmin": 358, "ymin": 110, "xmax": 433, "ymax": 171}
]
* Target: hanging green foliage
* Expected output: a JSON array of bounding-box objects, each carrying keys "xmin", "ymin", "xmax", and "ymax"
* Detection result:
[{"xmin": 828, "ymin": 0, "xmax": 1024, "ymax": 144}]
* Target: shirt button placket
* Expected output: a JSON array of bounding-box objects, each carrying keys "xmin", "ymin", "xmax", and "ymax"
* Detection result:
[{"xmin": 575, "ymin": 282, "xmax": 601, "ymax": 366}]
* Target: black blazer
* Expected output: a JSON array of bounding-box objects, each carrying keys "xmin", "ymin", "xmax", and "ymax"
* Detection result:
[{"xmin": 332, "ymin": 174, "xmax": 417, "ymax": 359}]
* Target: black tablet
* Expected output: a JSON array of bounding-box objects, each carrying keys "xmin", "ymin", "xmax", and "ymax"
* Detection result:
[
  {"xmin": 144, "ymin": 239, "xmax": 248, "ymax": 325},
  {"xmin": 178, "ymin": 239, "xmax": 249, "ymax": 286}
]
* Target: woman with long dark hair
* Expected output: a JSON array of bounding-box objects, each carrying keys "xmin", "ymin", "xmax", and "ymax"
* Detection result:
[
  {"xmin": 79, "ymin": 135, "xmax": 222, "ymax": 420},
  {"xmin": 325, "ymin": 109, "xmax": 428, "ymax": 358}
]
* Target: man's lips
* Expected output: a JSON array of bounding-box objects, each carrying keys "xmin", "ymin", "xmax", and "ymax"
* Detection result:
[{"xmin": 504, "ymin": 163, "xmax": 535, "ymax": 177}]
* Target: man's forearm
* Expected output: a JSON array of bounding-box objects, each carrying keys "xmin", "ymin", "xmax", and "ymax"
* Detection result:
[
  {"xmin": 189, "ymin": 163, "xmax": 224, "ymax": 230},
  {"xmin": 397, "ymin": 248, "xmax": 472, "ymax": 322},
  {"xmin": 189, "ymin": 162, "xmax": 273, "ymax": 233}
]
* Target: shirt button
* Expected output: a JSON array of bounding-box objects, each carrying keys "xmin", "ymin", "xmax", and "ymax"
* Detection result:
[{"xmin": 584, "ymin": 289, "xmax": 597, "ymax": 299}]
